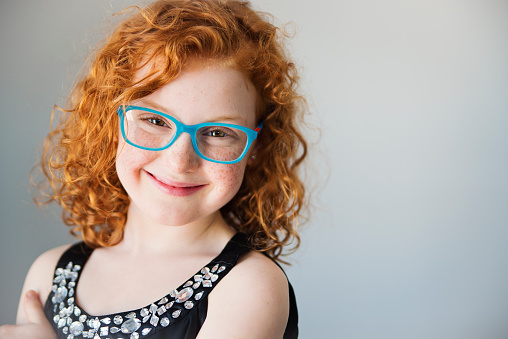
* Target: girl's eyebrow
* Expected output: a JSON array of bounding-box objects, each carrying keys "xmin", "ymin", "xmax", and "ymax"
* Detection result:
[
  {"xmin": 138, "ymin": 99, "xmax": 248, "ymax": 125},
  {"xmin": 136, "ymin": 99, "xmax": 168, "ymax": 114}
]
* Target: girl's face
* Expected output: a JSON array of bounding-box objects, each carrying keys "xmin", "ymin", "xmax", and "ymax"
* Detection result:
[{"xmin": 116, "ymin": 62, "xmax": 258, "ymax": 227}]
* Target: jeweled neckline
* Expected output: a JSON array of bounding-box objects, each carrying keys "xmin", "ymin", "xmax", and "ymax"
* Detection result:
[{"xmin": 49, "ymin": 234, "xmax": 239, "ymax": 339}]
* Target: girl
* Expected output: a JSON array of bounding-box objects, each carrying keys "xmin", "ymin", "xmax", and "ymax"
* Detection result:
[{"xmin": 1, "ymin": 0, "xmax": 307, "ymax": 338}]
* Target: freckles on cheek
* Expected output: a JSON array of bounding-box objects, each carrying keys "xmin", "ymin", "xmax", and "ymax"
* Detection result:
[{"xmin": 210, "ymin": 164, "xmax": 245, "ymax": 194}]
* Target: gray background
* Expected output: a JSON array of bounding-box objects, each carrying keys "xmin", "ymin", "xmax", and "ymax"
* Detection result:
[{"xmin": 1, "ymin": 0, "xmax": 508, "ymax": 338}]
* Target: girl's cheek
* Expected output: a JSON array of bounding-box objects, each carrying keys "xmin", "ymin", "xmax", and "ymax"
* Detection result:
[
  {"xmin": 116, "ymin": 143, "xmax": 155, "ymax": 176},
  {"xmin": 209, "ymin": 163, "xmax": 246, "ymax": 193}
]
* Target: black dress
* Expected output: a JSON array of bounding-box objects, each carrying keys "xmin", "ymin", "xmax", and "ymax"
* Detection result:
[{"xmin": 44, "ymin": 233, "xmax": 298, "ymax": 338}]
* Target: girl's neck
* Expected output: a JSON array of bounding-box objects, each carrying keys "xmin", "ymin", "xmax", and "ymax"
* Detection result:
[{"xmin": 118, "ymin": 203, "xmax": 235, "ymax": 256}]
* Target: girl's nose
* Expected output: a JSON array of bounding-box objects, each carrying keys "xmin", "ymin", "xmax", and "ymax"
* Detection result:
[{"xmin": 162, "ymin": 133, "xmax": 200, "ymax": 173}]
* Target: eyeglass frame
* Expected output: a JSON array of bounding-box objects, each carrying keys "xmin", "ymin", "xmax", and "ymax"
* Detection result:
[{"xmin": 117, "ymin": 105, "xmax": 263, "ymax": 164}]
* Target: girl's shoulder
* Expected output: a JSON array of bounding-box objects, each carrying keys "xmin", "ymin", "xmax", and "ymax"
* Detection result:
[
  {"xmin": 199, "ymin": 250, "xmax": 290, "ymax": 338},
  {"xmin": 16, "ymin": 244, "xmax": 72, "ymax": 324}
]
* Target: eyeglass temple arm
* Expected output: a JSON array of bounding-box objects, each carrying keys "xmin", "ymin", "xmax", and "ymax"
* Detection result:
[{"xmin": 255, "ymin": 121, "xmax": 264, "ymax": 133}]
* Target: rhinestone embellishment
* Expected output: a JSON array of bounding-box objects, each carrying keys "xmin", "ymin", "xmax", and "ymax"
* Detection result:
[
  {"xmin": 121, "ymin": 318, "xmax": 141, "ymax": 334},
  {"xmin": 175, "ymin": 287, "xmax": 193, "ymax": 303},
  {"xmin": 50, "ymin": 257, "xmax": 228, "ymax": 338}
]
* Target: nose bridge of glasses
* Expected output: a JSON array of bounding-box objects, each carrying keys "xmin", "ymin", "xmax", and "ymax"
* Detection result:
[{"xmin": 171, "ymin": 121, "xmax": 201, "ymax": 154}]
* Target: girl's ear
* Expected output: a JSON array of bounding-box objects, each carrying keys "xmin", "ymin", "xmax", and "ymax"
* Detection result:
[
  {"xmin": 247, "ymin": 140, "xmax": 261, "ymax": 166},
  {"xmin": 247, "ymin": 153, "xmax": 257, "ymax": 166}
]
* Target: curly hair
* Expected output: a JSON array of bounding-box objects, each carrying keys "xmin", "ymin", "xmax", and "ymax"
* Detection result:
[{"xmin": 38, "ymin": 0, "xmax": 307, "ymax": 261}]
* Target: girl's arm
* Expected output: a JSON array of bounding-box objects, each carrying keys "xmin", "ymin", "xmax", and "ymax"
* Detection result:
[
  {"xmin": 0, "ymin": 245, "xmax": 69, "ymax": 339},
  {"xmin": 16, "ymin": 244, "xmax": 71, "ymax": 324},
  {"xmin": 196, "ymin": 251, "xmax": 290, "ymax": 339}
]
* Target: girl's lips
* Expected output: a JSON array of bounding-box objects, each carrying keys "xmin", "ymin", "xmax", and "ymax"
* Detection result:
[{"xmin": 145, "ymin": 171, "xmax": 206, "ymax": 196}]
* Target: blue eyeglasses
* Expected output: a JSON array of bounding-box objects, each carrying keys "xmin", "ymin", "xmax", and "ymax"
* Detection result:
[{"xmin": 117, "ymin": 105, "xmax": 262, "ymax": 164}]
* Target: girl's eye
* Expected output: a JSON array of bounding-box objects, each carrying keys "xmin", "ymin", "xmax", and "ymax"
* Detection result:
[
  {"xmin": 208, "ymin": 129, "xmax": 227, "ymax": 137},
  {"xmin": 146, "ymin": 117, "xmax": 167, "ymax": 127}
]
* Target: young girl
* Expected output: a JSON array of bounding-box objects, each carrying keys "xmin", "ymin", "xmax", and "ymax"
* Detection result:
[{"xmin": 2, "ymin": 0, "xmax": 307, "ymax": 338}]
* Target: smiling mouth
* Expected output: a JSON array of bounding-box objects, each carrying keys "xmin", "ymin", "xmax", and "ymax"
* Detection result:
[{"xmin": 145, "ymin": 171, "xmax": 206, "ymax": 196}]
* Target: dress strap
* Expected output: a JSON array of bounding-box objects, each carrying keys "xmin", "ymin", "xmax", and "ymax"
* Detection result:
[
  {"xmin": 208, "ymin": 233, "xmax": 251, "ymax": 266},
  {"xmin": 56, "ymin": 241, "xmax": 94, "ymax": 268}
]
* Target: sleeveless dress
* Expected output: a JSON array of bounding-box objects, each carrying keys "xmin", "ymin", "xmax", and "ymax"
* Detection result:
[{"xmin": 44, "ymin": 233, "xmax": 298, "ymax": 338}]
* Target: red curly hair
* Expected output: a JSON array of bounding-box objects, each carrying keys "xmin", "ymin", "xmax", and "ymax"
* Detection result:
[{"xmin": 38, "ymin": 0, "xmax": 307, "ymax": 261}]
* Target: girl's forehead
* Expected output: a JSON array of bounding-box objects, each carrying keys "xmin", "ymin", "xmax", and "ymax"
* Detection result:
[{"xmin": 133, "ymin": 61, "xmax": 258, "ymax": 126}]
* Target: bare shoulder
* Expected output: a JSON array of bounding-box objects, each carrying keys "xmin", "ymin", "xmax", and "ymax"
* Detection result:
[
  {"xmin": 16, "ymin": 244, "xmax": 72, "ymax": 324},
  {"xmin": 197, "ymin": 251, "xmax": 290, "ymax": 339}
]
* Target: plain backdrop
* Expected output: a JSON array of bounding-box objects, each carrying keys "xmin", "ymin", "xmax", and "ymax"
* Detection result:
[{"xmin": 1, "ymin": 1, "xmax": 508, "ymax": 338}]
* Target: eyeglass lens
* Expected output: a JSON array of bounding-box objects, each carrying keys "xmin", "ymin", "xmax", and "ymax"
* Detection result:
[{"xmin": 124, "ymin": 109, "xmax": 249, "ymax": 162}]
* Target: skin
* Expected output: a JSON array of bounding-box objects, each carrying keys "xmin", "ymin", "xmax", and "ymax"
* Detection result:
[{"xmin": 1, "ymin": 63, "xmax": 289, "ymax": 339}]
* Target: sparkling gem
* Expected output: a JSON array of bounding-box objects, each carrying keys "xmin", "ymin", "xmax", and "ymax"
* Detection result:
[
  {"xmin": 211, "ymin": 274, "xmax": 218, "ymax": 282},
  {"xmin": 68, "ymin": 297, "xmax": 75, "ymax": 305},
  {"xmin": 211, "ymin": 264, "xmax": 219, "ymax": 272},
  {"xmin": 58, "ymin": 318, "xmax": 66, "ymax": 328},
  {"xmin": 66, "ymin": 262, "xmax": 73, "ymax": 270},
  {"xmin": 69, "ymin": 289, "xmax": 74, "ymax": 297},
  {"xmin": 175, "ymin": 287, "xmax": 193, "ymax": 303},
  {"xmin": 69, "ymin": 321, "xmax": 84, "ymax": 335},
  {"xmin": 194, "ymin": 291, "xmax": 204, "ymax": 300},
  {"xmin": 73, "ymin": 307, "xmax": 81, "ymax": 317},
  {"xmin": 194, "ymin": 275, "xmax": 203, "ymax": 282},
  {"xmin": 101, "ymin": 317, "xmax": 111, "ymax": 325},
  {"xmin": 193, "ymin": 282, "xmax": 201, "ymax": 289},
  {"xmin": 88, "ymin": 318, "xmax": 101, "ymax": 330},
  {"xmin": 53, "ymin": 314, "xmax": 60, "ymax": 323},
  {"xmin": 204, "ymin": 272, "xmax": 211, "ymax": 279},
  {"xmin": 142, "ymin": 328, "xmax": 152, "ymax": 335},
  {"xmin": 54, "ymin": 276, "xmax": 63, "ymax": 284},
  {"xmin": 83, "ymin": 332, "xmax": 90, "ymax": 338},
  {"xmin": 62, "ymin": 326, "xmax": 69, "ymax": 334},
  {"xmin": 149, "ymin": 304, "xmax": 157, "ymax": 314},
  {"xmin": 184, "ymin": 281, "xmax": 193, "ymax": 287},
  {"xmin": 201, "ymin": 267, "xmax": 210, "ymax": 275},
  {"xmin": 73, "ymin": 265, "xmax": 81, "ymax": 271},
  {"xmin": 131, "ymin": 333, "xmax": 139, "ymax": 339},
  {"xmin": 184, "ymin": 301, "xmax": 194, "ymax": 309},
  {"xmin": 79, "ymin": 314, "xmax": 87, "ymax": 323},
  {"xmin": 142, "ymin": 316, "xmax": 150, "ymax": 323},
  {"xmin": 52, "ymin": 285, "xmax": 58, "ymax": 292},
  {"xmin": 56, "ymin": 268, "xmax": 64, "ymax": 275},
  {"xmin": 121, "ymin": 318, "xmax": 141, "ymax": 334},
  {"xmin": 158, "ymin": 297, "xmax": 168, "ymax": 305},
  {"xmin": 140, "ymin": 308, "xmax": 149, "ymax": 317},
  {"xmin": 70, "ymin": 272, "xmax": 78, "ymax": 281},
  {"xmin": 59, "ymin": 302, "xmax": 65, "ymax": 310},
  {"xmin": 68, "ymin": 281, "xmax": 76, "ymax": 288},
  {"xmin": 160, "ymin": 317, "xmax": 170, "ymax": 327},
  {"xmin": 110, "ymin": 327, "xmax": 120, "ymax": 333},
  {"xmin": 67, "ymin": 317, "xmax": 73, "ymax": 325},
  {"xmin": 150, "ymin": 315, "xmax": 159, "ymax": 326},
  {"xmin": 93, "ymin": 334, "xmax": 100, "ymax": 339},
  {"xmin": 67, "ymin": 334, "xmax": 74, "ymax": 339},
  {"xmin": 203, "ymin": 280, "xmax": 212, "ymax": 288},
  {"xmin": 172, "ymin": 310, "xmax": 181, "ymax": 318},
  {"xmin": 100, "ymin": 327, "xmax": 109, "ymax": 336},
  {"xmin": 126, "ymin": 312, "xmax": 136, "ymax": 319},
  {"xmin": 157, "ymin": 306, "xmax": 166, "ymax": 316},
  {"xmin": 217, "ymin": 266, "xmax": 226, "ymax": 273},
  {"xmin": 59, "ymin": 309, "xmax": 66, "ymax": 318},
  {"xmin": 55, "ymin": 286, "xmax": 68, "ymax": 303},
  {"xmin": 169, "ymin": 290, "xmax": 177, "ymax": 298},
  {"xmin": 166, "ymin": 301, "xmax": 174, "ymax": 309},
  {"xmin": 114, "ymin": 315, "xmax": 123, "ymax": 325}
]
